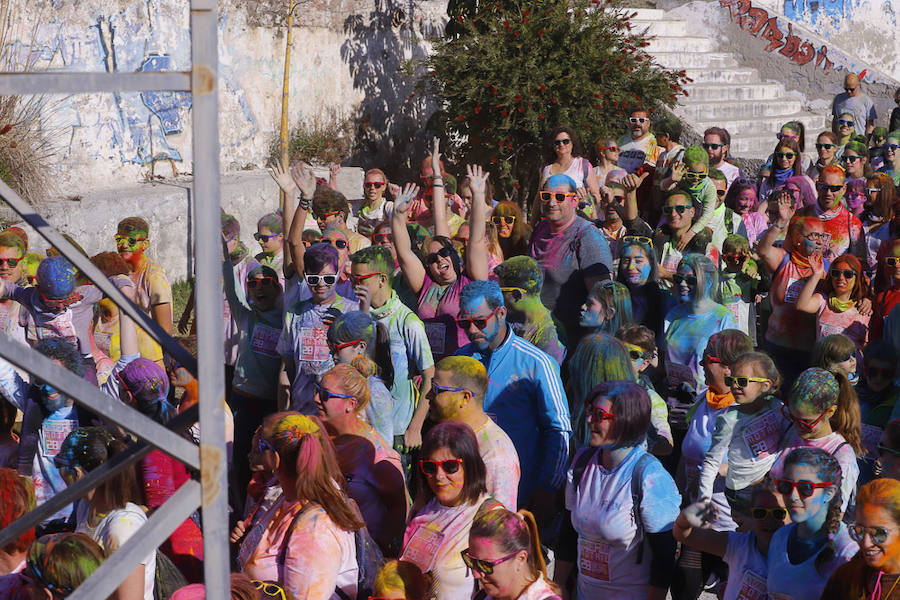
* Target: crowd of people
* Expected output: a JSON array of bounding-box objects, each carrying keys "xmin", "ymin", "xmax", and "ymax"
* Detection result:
[{"xmin": 3, "ymin": 74, "xmax": 900, "ymax": 600}]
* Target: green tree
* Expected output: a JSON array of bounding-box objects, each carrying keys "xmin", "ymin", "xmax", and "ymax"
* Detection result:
[{"xmin": 423, "ymin": 0, "xmax": 689, "ymax": 204}]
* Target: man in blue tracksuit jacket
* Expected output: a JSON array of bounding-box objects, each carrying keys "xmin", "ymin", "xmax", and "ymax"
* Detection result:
[{"xmin": 455, "ymin": 280, "xmax": 571, "ymax": 521}]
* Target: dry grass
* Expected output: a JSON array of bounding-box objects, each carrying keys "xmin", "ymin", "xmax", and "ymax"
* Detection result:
[
  {"xmin": 270, "ymin": 108, "xmax": 357, "ymax": 167},
  {"xmin": 0, "ymin": 0, "xmax": 56, "ymax": 203}
]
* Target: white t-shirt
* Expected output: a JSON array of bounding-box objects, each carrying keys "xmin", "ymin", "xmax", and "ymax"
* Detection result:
[
  {"xmin": 766, "ymin": 522, "xmax": 857, "ymax": 600},
  {"xmin": 722, "ymin": 531, "xmax": 769, "ymax": 600},
  {"xmin": 713, "ymin": 161, "xmax": 742, "ymax": 188},
  {"xmin": 565, "ymin": 447, "xmax": 680, "ymax": 600},
  {"xmin": 473, "ymin": 417, "xmax": 521, "ymax": 510},
  {"xmin": 77, "ymin": 502, "xmax": 156, "ymax": 600}
]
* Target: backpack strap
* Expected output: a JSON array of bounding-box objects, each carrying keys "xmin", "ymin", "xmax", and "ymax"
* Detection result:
[
  {"xmin": 277, "ymin": 502, "xmax": 315, "ymax": 567},
  {"xmin": 631, "ymin": 453, "xmax": 656, "ymax": 564},
  {"xmin": 572, "ymin": 447, "xmax": 600, "ymax": 493}
]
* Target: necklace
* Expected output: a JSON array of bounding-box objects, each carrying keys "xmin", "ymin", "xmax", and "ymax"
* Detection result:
[{"xmin": 874, "ymin": 570, "xmax": 900, "ymax": 599}]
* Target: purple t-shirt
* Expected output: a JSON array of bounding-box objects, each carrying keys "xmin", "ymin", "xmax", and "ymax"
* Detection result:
[{"xmin": 417, "ymin": 274, "xmax": 471, "ymax": 360}]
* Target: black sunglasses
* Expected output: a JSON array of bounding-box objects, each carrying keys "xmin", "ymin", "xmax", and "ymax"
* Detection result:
[
  {"xmin": 553, "ymin": 138, "xmax": 572, "ymax": 147},
  {"xmin": 420, "ymin": 458, "xmax": 463, "ymax": 475},
  {"xmin": 426, "ymin": 246, "xmax": 454, "ymax": 265},
  {"xmin": 815, "ymin": 143, "xmax": 836, "ymax": 150},
  {"xmin": 751, "ymin": 507, "xmax": 787, "ymax": 520},
  {"xmin": 829, "ymin": 269, "xmax": 856, "ymax": 279},
  {"xmin": 324, "ymin": 238, "xmax": 349, "ymax": 249},
  {"xmin": 818, "ymin": 183, "xmax": 843, "ymax": 193},
  {"xmin": 662, "ymin": 205, "xmax": 690, "ymax": 215},
  {"xmin": 254, "ymin": 232, "xmax": 280, "ymax": 242},
  {"xmin": 673, "ymin": 274, "xmax": 697, "ymax": 286},
  {"xmin": 702, "ymin": 142, "xmax": 724, "ymax": 150}
]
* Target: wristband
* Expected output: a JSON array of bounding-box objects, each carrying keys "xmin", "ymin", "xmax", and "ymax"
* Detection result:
[
  {"xmin": 772, "ymin": 221, "xmax": 787, "ymax": 230},
  {"xmin": 432, "ymin": 183, "xmax": 444, "ymax": 188}
]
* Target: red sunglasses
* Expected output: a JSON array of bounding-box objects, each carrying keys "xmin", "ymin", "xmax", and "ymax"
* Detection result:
[
  {"xmin": 331, "ymin": 339, "xmax": 363, "ymax": 352},
  {"xmin": 350, "ymin": 272, "xmax": 386, "ymax": 285},
  {"xmin": 780, "ymin": 404, "xmax": 831, "ymax": 431},
  {"xmin": 456, "ymin": 306, "xmax": 501, "ymax": 330}
]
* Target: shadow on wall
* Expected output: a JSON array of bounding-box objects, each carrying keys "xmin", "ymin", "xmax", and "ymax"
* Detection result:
[{"xmin": 341, "ymin": 0, "xmax": 439, "ymax": 181}]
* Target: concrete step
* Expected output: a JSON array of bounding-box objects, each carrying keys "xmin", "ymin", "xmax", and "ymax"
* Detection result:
[
  {"xmin": 690, "ymin": 112, "xmax": 830, "ymax": 138},
  {"xmin": 682, "ymin": 67, "xmax": 760, "ymax": 84},
  {"xmin": 630, "ymin": 19, "xmax": 690, "ymax": 37},
  {"xmin": 628, "ymin": 8, "xmax": 667, "ymax": 20},
  {"xmin": 644, "ymin": 35, "xmax": 716, "ymax": 53},
  {"xmin": 685, "ymin": 82, "xmax": 784, "ymax": 102},
  {"xmin": 729, "ymin": 134, "xmax": 786, "ymax": 157},
  {"xmin": 677, "ymin": 98, "xmax": 803, "ymax": 120},
  {"xmin": 653, "ymin": 51, "xmax": 738, "ymax": 69}
]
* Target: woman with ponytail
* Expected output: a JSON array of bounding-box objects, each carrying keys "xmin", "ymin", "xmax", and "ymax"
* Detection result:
[
  {"xmin": 239, "ymin": 412, "xmax": 364, "ymax": 600},
  {"xmin": 767, "ymin": 448, "xmax": 858, "ymax": 599},
  {"xmin": 316, "ymin": 363, "xmax": 407, "ymax": 556},
  {"xmin": 326, "ymin": 310, "xmax": 395, "ymax": 443},
  {"xmin": 57, "ymin": 427, "xmax": 155, "ymax": 600},
  {"xmin": 772, "ymin": 367, "xmax": 863, "ymax": 512},
  {"xmin": 822, "ymin": 478, "xmax": 900, "ymax": 599},
  {"xmin": 465, "ymin": 508, "xmax": 560, "ymax": 600}
]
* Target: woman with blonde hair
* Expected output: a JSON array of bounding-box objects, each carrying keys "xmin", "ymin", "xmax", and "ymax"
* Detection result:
[
  {"xmin": 317, "ymin": 363, "xmax": 408, "ymax": 555},
  {"xmin": 238, "ymin": 412, "xmax": 364, "ymax": 599},
  {"xmin": 491, "ymin": 201, "xmax": 530, "ymax": 259},
  {"xmin": 466, "ymin": 509, "xmax": 560, "ymax": 599}
]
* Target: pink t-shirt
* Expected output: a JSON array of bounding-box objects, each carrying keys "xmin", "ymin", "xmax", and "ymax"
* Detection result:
[
  {"xmin": 766, "ymin": 254, "xmax": 817, "ymax": 349},
  {"xmin": 815, "ymin": 294, "xmax": 870, "ymax": 348},
  {"xmin": 417, "ymin": 274, "xmax": 471, "ymax": 359}
]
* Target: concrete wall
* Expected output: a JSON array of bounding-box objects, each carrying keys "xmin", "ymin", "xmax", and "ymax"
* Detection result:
[
  {"xmin": 666, "ymin": 0, "xmax": 898, "ymax": 121},
  {"xmin": 10, "ymin": 0, "xmax": 446, "ymax": 197}
]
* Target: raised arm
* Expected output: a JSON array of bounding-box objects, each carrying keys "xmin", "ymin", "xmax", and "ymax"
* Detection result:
[
  {"xmin": 221, "ymin": 234, "xmax": 251, "ymax": 317},
  {"xmin": 622, "ymin": 172, "xmax": 649, "ymax": 222},
  {"xmin": 283, "ymin": 162, "xmax": 318, "ymax": 278},
  {"xmin": 430, "ymin": 138, "xmax": 451, "ymax": 239},
  {"xmin": 270, "ymin": 161, "xmax": 298, "ymax": 279},
  {"xmin": 391, "ymin": 183, "xmax": 426, "ymax": 294},
  {"xmin": 756, "ymin": 192, "xmax": 794, "ymax": 273},
  {"xmin": 465, "ymin": 164, "xmax": 490, "ymax": 281}
]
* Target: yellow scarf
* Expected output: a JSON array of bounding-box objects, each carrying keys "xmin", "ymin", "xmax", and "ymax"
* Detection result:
[
  {"xmin": 706, "ymin": 389, "xmax": 735, "ymax": 410},
  {"xmin": 829, "ymin": 296, "xmax": 856, "ymax": 313}
]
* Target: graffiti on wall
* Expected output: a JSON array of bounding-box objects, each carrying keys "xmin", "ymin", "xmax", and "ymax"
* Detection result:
[{"xmin": 720, "ymin": 0, "xmax": 835, "ymax": 72}]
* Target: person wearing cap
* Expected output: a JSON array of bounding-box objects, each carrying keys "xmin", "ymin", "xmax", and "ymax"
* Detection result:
[
  {"xmin": 427, "ymin": 356, "xmax": 520, "ymax": 509},
  {"xmin": 455, "ymin": 280, "xmax": 571, "ymax": 526},
  {"xmin": 529, "ymin": 173, "xmax": 613, "ymax": 351},
  {"xmin": 0, "ymin": 231, "xmax": 27, "ymax": 346},
  {"xmin": 493, "ymin": 255, "xmax": 566, "ymax": 365},
  {"xmin": 115, "ymin": 216, "xmax": 173, "ymax": 366},
  {"xmin": 349, "ymin": 245, "xmax": 435, "ymax": 456}
]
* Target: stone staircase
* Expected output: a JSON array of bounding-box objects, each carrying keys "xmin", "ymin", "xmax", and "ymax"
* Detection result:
[{"xmin": 631, "ymin": 8, "xmax": 830, "ymax": 160}]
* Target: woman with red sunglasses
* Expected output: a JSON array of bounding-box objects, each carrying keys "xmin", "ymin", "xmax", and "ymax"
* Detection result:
[
  {"xmin": 400, "ymin": 422, "xmax": 497, "ymax": 600},
  {"xmin": 767, "ymin": 448, "xmax": 857, "ymax": 600},
  {"xmin": 357, "ymin": 168, "xmax": 394, "ymax": 238},
  {"xmin": 770, "ymin": 367, "xmax": 863, "ymax": 513}
]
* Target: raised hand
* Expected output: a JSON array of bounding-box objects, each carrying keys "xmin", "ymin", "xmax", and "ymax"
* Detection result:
[
  {"xmin": 387, "ymin": 182, "xmax": 401, "ymax": 199},
  {"xmin": 623, "ymin": 171, "xmax": 650, "ymax": 193},
  {"xmin": 431, "ymin": 137, "xmax": 441, "ymax": 177},
  {"xmin": 809, "ymin": 251, "xmax": 826, "ymax": 278},
  {"xmin": 465, "ymin": 164, "xmax": 489, "ymax": 196},
  {"xmin": 670, "ymin": 161, "xmax": 686, "ymax": 183},
  {"xmin": 775, "ymin": 191, "xmax": 796, "ymax": 225},
  {"xmin": 290, "ymin": 162, "xmax": 317, "ymax": 199},
  {"xmin": 329, "ymin": 163, "xmax": 341, "ymax": 178},
  {"xmin": 394, "ymin": 183, "xmax": 420, "ymax": 217},
  {"xmin": 269, "ymin": 161, "xmax": 297, "ymax": 195},
  {"xmin": 682, "ymin": 501, "xmax": 717, "ymax": 529}
]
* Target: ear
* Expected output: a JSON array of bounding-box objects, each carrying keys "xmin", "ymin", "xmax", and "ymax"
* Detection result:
[
  {"xmin": 761, "ymin": 379, "xmax": 773, "ymax": 393},
  {"xmin": 823, "ymin": 484, "xmax": 838, "ymax": 503},
  {"xmin": 498, "ymin": 306, "xmax": 507, "ymax": 320},
  {"xmin": 74, "ymin": 465, "xmax": 87, "ymax": 481}
]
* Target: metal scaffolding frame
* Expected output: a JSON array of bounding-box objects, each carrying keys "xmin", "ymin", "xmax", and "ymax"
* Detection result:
[{"xmin": 0, "ymin": 1, "xmax": 229, "ymax": 598}]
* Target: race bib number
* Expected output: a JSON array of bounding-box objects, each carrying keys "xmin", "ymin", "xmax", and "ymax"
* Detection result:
[
  {"xmin": 298, "ymin": 327, "xmax": 329, "ymax": 362},
  {"xmin": 861, "ymin": 423, "xmax": 883, "ymax": 459},
  {"xmin": 250, "ymin": 324, "xmax": 280, "ymax": 358},
  {"xmin": 424, "ymin": 322, "xmax": 446, "ymax": 356},
  {"xmin": 30, "ymin": 311, "xmax": 78, "ymax": 346},
  {"xmin": 735, "ymin": 570, "xmax": 767, "ymax": 600},
  {"xmin": 742, "ymin": 411, "xmax": 782, "ymax": 459},
  {"xmin": 579, "ymin": 539, "xmax": 610, "ymax": 581},
  {"xmin": 402, "ymin": 525, "xmax": 444, "ymax": 573},
  {"xmin": 725, "ymin": 302, "xmax": 749, "ymax": 333},
  {"xmin": 43, "ymin": 420, "xmax": 76, "ymax": 456},
  {"xmin": 818, "ymin": 321, "xmax": 844, "ymax": 338},
  {"xmin": 660, "ymin": 244, "xmax": 683, "ymax": 274},
  {"xmin": 783, "ymin": 277, "xmax": 804, "ymax": 304}
]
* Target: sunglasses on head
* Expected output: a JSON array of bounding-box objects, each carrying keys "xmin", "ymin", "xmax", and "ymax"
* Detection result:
[
  {"xmin": 426, "ymin": 246, "xmax": 454, "ymax": 265},
  {"xmin": 849, "ymin": 524, "xmax": 894, "ymax": 544},
  {"xmin": 724, "ymin": 375, "xmax": 770, "ymax": 388},
  {"xmin": 363, "ymin": 181, "xmax": 385, "ymax": 189},
  {"xmin": 841, "ymin": 154, "xmax": 862, "ymax": 163},
  {"xmin": 815, "ymin": 143, "xmax": 836, "ymax": 150},
  {"xmin": 673, "ymin": 273, "xmax": 697, "ymax": 286},
  {"xmin": 247, "ymin": 277, "xmax": 277, "ymax": 289},
  {"xmin": 751, "ymin": 506, "xmax": 787, "ymax": 520},
  {"xmin": 350, "ymin": 271, "xmax": 385, "ymax": 285},
  {"xmin": 461, "ymin": 548, "xmax": 520, "ymax": 575},
  {"xmin": 817, "ymin": 183, "xmax": 843, "ymax": 193},
  {"xmin": 829, "ymin": 268, "xmax": 856, "ymax": 279},
  {"xmin": 662, "ymin": 204, "xmax": 691, "ymax": 215},
  {"xmin": 115, "ymin": 234, "xmax": 147, "ymax": 247},
  {"xmin": 553, "ymin": 138, "xmax": 572, "ymax": 147},
  {"xmin": 539, "ymin": 191, "xmax": 576, "ymax": 204},
  {"xmin": 886, "ymin": 257, "xmax": 900, "ymax": 266},
  {"xmin": 775, "ymin": 478, "xmax": 833, "ymax": 498},
  {"xmin": 324, "ymin": 238, "xmax": 349, "ymax": 249},
  {"xmin": 838, "ymin": 119, "xmax": 855, "ymax": 127},
  {"xmin": 305, "ymin": 274, "xmax": 337, "ymax": 287},
  {"xmin": 0, "ymin": 257, "xmax": 20, "ymax": 267},
  {"xmin": 491, "ymin": 215, "xmax": 516, "ymax": 225},
  {"xmin": 629, "ymin": 117, "xmax": 649, "ymax": 124},
  {"xmin": 456, "ymin": 306, "xmax": 501, "ymax": 330},
  {"xmin": 252, "ymin": 580, "xmax": 287, "ymax": 600},
  {"xmin": 254, "ymin": 232, "xmax": 280, "ymax": 242},
  {"xmin": 622, "ymin": 235, "xmax": 653, "ymax": 248},
  {"xmin": 774, "ymin": 152, "xmax": 796, "ymax": 160},
  {"xmin": 372, "ymin": 232, "xmax": 393, "ymax": 243},
  {"xmin": 420, "ymin": 458, "xmax": 463, "ymax": 476},
  {"xmin": 702, "ymin": 142, "xmax": 724, "ymax": 150},
  {"xmin": 780, "ymin": 403, "xmax": 831, "ymax": 431}
]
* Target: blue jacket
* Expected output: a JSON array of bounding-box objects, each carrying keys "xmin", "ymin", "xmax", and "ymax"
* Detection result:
[{"xmin": 457, "ymin": 327, "xmax": 571, "ymax": 503}]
